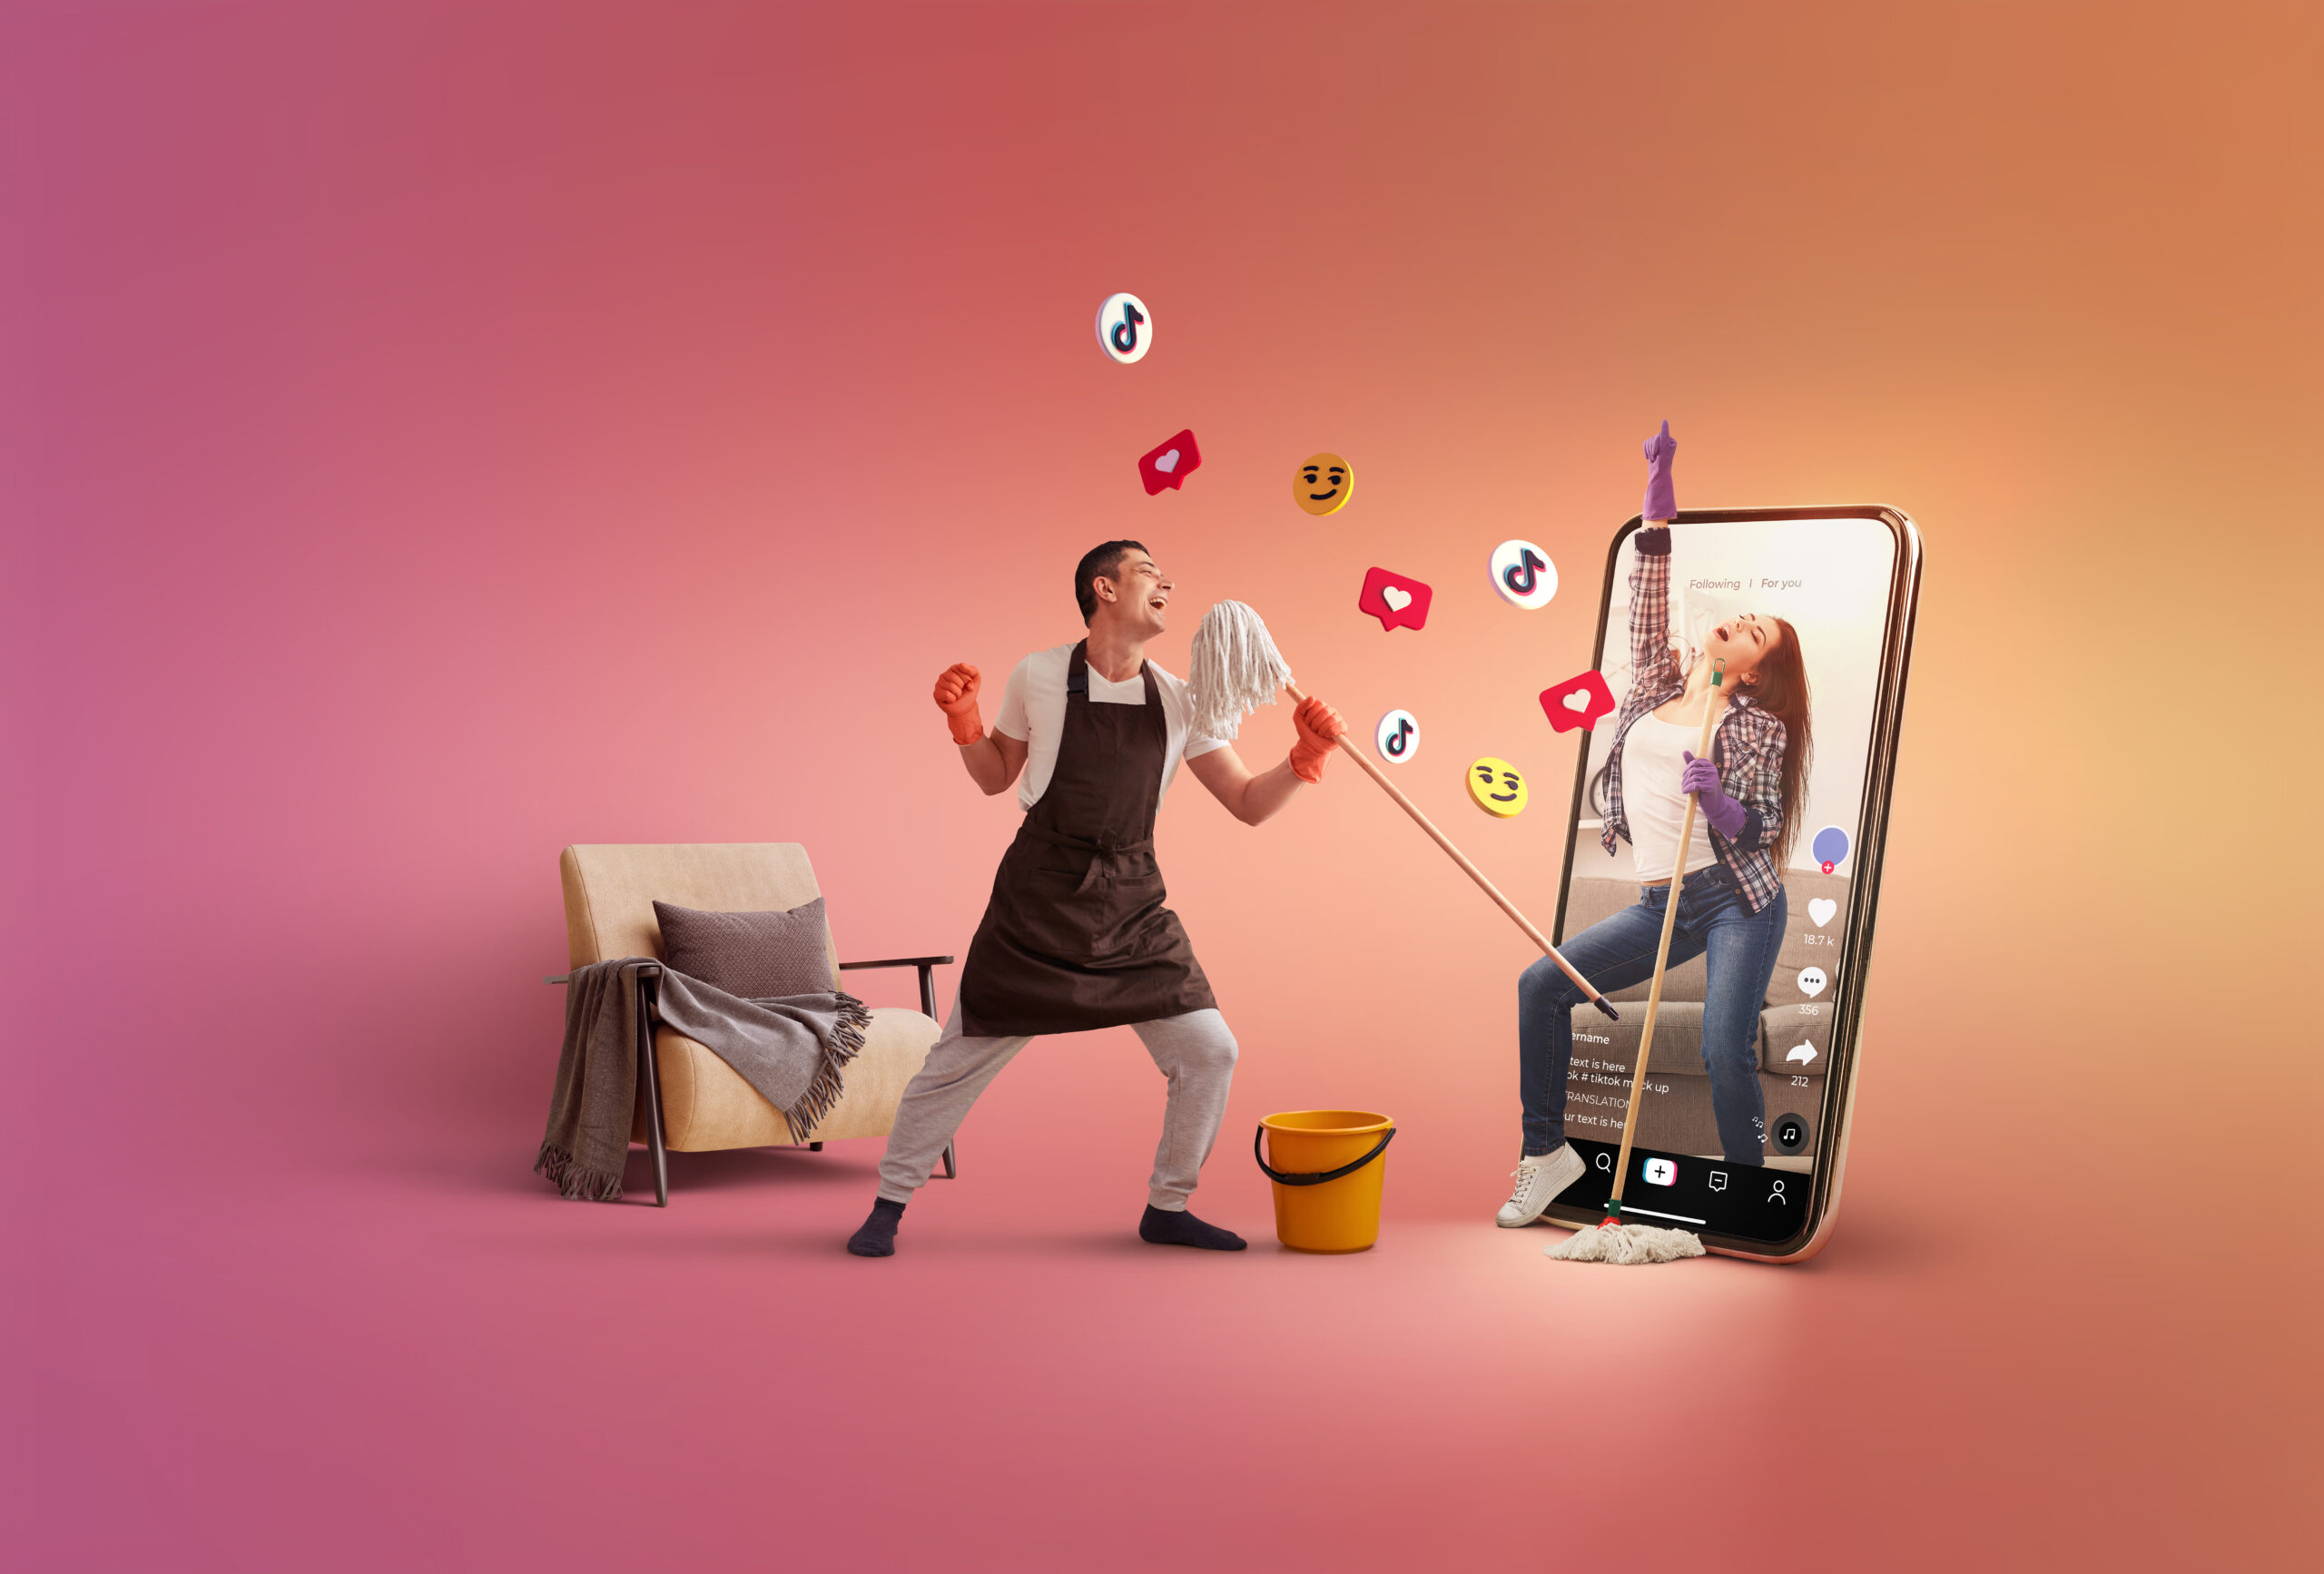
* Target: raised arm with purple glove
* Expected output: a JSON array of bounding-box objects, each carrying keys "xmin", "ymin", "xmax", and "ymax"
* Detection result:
[
  {"xmin": 1643, "ymin": 419, "xmax": 1678, "ymax": 522},
  {"xmin": 1680, "ymin": 750, "xmax": 1748, "ymax": 841}
]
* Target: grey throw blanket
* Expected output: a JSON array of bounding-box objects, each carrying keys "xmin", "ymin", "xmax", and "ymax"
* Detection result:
[{"xmin": 534, "ymin": 959, "xmax": 871, "ymax": 1202}]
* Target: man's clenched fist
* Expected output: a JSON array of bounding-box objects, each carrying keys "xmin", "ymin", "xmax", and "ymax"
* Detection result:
[{"xmin": 932, "ymin": 663, "xmax": 984, "ymax": 745}]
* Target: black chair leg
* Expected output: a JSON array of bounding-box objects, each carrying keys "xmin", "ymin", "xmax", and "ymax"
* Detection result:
[
  {"xmin": 808, "ymin": 1141, "xmax": 823, "ymax": 1152},
  {"xmin": 637, "ymin": 983, "xmax": 669, "ymax": 1207},
  {"xmin": 940, "ymin": 1140, "xmax": 957, "ymax": 1180}
]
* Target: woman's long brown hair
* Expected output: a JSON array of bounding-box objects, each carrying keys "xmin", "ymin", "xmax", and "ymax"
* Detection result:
[
  {"xmin": 1751, "ymin": 618, "xmax": 1813, "ymax": 865},
  {"xmin": 1590, "ymin": 618, "xmax": 1814, "ymax": 864}
]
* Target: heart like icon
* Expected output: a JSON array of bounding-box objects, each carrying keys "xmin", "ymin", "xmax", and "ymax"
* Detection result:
[
  {"xmin": 1357, "ymin": 566, "xmax": 1432, "ymax": 631},
  {"xmin": 1561, "ymin": 690, "xmax": 1590, "ymax": 713},
  {"xmin": 1808, "ymin": 898, "xmax": 1837, "ymax": 928},
  {"xmin": 1138, "ymin": 428, "xmax": 1201, "ymax": 494}
]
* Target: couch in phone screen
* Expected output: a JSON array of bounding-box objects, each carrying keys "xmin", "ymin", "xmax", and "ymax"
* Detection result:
[{"xmin": 1558, "ymin": 835, "xmax": 1848, "ymax": 1169}]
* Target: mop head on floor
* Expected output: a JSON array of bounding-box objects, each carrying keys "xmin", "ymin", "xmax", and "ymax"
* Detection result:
[
  {"xmin": 1188, "ymin": 600, "xmax": 1295, "ymax": 741},
  {"xmin": 1545, "ymin": 1222, "xmax": 1706, "ymax": 1265}
]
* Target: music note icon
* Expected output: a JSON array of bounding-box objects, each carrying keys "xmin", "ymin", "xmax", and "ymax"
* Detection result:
[
  {"xmin": 1096, "ymin": 291, "xmax": 1153, "ymax": 364},
  {"xmin": 1374, "ymin": 708, "xmax": 1421, "ymax": 764},
  {"xmin": 1489, "ymin": 539, "xmax": 1559, "ymax": 610}
]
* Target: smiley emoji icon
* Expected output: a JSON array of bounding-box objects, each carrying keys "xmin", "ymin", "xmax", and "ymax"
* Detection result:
[
  {"xmin": 1466, "ymin": 757, "xmax": 1529, "ymax": 818},
  {"xmin": 1293, "ymin": 453, "xmax": 1353, "ymax": 516}
]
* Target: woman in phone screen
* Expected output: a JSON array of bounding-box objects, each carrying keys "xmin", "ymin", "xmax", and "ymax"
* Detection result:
[{"xmin": 1497, "ymin": 424, "xmax": 1815, "ymax": 1228}]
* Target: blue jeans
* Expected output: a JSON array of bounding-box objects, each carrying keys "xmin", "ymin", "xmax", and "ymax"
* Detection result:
[{"xmin": 1520, "ymin": 866, "xmax": 1787, "ymax": 1166}]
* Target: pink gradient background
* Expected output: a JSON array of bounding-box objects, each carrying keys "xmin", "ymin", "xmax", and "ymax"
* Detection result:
[{"xmin": 4, "ymin": 3, "xmax": 2317, "ymax": 1569}]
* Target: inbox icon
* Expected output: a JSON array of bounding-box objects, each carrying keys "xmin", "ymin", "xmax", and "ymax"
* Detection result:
[{"xmin": 1642, "ymin": 1157, "xmax": 1678, "ymax": 1187}]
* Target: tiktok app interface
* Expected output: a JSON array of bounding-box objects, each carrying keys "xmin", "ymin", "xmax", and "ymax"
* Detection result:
[{"xmin": 1554, "ymin": 516, "xmax": 1899, "ymax": 1243}]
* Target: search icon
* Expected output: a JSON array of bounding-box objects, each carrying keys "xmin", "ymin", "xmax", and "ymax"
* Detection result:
[{"xmin": 1594, "ymin": 1152, "xmax": 1613, "ymax": 1173}]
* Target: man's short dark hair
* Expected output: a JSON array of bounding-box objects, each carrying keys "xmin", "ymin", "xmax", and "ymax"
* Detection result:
[{"xmin": 1074, "ymin": 539, "xmax": 1147, "ymax": 625}]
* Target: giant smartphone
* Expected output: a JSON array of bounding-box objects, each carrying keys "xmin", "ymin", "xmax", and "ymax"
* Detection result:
[{"xmin": 1541, "ymin": 507, "xmax": 1921, "ymax": 1263}]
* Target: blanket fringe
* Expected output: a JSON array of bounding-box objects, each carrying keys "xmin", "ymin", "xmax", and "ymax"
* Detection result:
[
  {"xmin": 781, "ymin": 991, "xmax": 872, "ymax": 1142},
  {"xmin": 534, "ymin": 1140, "xmax": 625, "ymax": 1203}
]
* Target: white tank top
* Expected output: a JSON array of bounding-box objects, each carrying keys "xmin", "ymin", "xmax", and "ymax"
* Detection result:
[{"xmin": 1620, "ymin": 712, "xmax": 1719, "ymax": 881}]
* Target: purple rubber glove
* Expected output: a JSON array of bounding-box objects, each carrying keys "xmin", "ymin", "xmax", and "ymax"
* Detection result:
[
  {"xmin": 1681, "ymin": 750, "xmax": 1748, "ymax": 840},
  {"xmin": 1642, "ymin": 419, "xmax": 1678, "ymax": 522}
]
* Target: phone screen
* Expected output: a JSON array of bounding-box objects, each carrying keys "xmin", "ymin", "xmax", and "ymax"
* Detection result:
[{"xmin": 1549, "ymin": 512, "xmax": 1912, "ymax": 1247}]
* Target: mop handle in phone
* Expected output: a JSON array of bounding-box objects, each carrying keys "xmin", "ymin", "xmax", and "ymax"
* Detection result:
[
  {"xmin": 1609, "ymin": 660, "xmax": 1725, "ymax": 1209},
  {"xmin": 1288, "ymin": 684, "xmax": 1619, "ymax": 1018}
]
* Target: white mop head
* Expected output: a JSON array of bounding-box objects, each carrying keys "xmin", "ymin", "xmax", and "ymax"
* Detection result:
[
  {"xmin": 1187, "ymin": 599, "xmax": 1294, "ymax": 741},
  {"xmin": 1544, "ymin": 1223, "xmax": 1706, "ymax": 1265}
]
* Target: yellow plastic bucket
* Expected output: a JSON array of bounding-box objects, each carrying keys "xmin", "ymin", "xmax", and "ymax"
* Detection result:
[{"xmin": 1255, "ymin": 1110, "xmax": 1396, "ymax": 1253}]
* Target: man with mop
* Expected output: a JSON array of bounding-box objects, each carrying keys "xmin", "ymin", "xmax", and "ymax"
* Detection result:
[{"xmin": 847, "ymin": 540, "xmax": 1346, "ymax": 1257}]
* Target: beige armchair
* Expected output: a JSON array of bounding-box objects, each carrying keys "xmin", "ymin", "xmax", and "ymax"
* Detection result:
[{"xmin": 552, "ymin": 842, "xmax": 952, "ymax": 1205}]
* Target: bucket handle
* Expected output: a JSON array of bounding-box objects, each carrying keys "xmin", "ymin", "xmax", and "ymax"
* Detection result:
[{"xmin": 1252, "ymin": 1124, "xmax": 1396, "ymax": 1186}]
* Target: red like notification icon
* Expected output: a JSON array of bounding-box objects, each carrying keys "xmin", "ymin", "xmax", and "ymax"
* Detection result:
[
  {"xmin": 1138, "ymin": 429, "xmax": 1201, "ymax": 494},
  {"xmin": 1540, "ymin": 670, "xmax": 1615, "ymax": 732},
  {"xmin": 1357, "ymin": 566, "xmax": 1432, "ymax": 632}
]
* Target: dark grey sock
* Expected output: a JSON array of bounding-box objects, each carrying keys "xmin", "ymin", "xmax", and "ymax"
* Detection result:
[
  {"xmin": 847, "ymin": 1196, "xmax": 905, "ymax": 1257},
  {"xmin": 1138, "ymin": 1205, "xmax": 1246, "ymax": 1251}
]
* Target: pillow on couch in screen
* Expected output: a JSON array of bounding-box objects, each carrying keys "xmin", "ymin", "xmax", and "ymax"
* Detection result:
[{"xmin": 652, "ymin": 898, "xmax": 832, "ymax": 1000}]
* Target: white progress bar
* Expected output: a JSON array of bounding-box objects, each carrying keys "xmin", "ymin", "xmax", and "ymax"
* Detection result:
[{"xmin": 1620, "ymin": 1205, "xmax": 1708, "ymax": 1225}]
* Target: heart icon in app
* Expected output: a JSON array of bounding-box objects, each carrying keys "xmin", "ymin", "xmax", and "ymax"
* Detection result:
[
  {"xmin": 1807, "ymin": 898, "xmax": 1837, "ymax": 928},
  {"xmin": 1138, "ymin": 429, "xmax": 1201, "ymax": 494},
  {"xmin": 1539, "ymin": 670, "xmax": 1615, "ymax": 733},
  {"xmin": 1357, "ymin": 566, "xmax": 1432, "ymax": 632},
  {"xmin": 1797, "ymin": 967, "xmax": 1827, "ymax": 999}
]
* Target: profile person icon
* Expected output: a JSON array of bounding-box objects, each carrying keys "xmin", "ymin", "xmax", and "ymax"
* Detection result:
[{"xmin": 1768, "ymin": 1178, "xmax": 1788, "ymax": 1205}]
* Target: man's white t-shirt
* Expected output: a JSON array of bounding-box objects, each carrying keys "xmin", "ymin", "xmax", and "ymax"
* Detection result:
[{"xmin": 991, "ymin": 643, "xmax": 1228, "ymax": 812}]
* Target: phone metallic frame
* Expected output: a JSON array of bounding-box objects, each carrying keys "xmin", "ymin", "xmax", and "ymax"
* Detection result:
[{"xmin": 1541, "ymin": 506, "xmax": 1924, "ymax": 1264}]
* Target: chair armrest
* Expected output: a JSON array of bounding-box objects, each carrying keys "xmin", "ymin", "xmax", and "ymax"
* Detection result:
[
  {"xmin": 544, "ymin": 964, "xmax": 664, "ymax": 986},
  {"xmin": 837, "ymin": 956, "xmax": 953, "ymax": 1021}
]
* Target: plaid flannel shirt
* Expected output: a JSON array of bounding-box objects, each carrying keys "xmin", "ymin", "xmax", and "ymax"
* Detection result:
[{"xmin": 1597, "ymin": 528, "xmax": 1788, "ymax": 914}]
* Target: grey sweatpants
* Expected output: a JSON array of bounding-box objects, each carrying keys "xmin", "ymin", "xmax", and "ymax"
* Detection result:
[{"xmin": 876, "ymin": 1001, "xmax": 1239, "ymax": 1211}]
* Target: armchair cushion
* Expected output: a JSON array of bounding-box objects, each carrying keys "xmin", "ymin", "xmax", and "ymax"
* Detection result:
[{"xmin": 653, "ymin": 897, "xmax": 833, "ymax": 1001}]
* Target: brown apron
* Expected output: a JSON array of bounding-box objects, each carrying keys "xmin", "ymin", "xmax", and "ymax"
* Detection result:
[{"xmin": 957, "ymin": 642, "xmax": 1216, "ymax": 1038}]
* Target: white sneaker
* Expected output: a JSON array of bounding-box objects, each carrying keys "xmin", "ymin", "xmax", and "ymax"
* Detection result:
[{"xmin": 1496, "ymin": 1146, "xmax": 1585, "ymax": 1227}]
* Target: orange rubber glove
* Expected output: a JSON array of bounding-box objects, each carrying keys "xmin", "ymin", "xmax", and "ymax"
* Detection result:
[
  {"xmin": 1287, "ymin": 695, "xmax": 1347, "ymax": 783},
  {"xmin": 933, "ymin": 663, "xmax": 984, "ymax": 745}
]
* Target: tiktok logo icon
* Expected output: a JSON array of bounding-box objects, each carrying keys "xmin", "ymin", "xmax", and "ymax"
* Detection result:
[
  {"xmin": 1374, "ymin": 709, "xmax": 1420, "ymax": 763},
  {"xmin": 1096, "ymin": 291, "xmax": 1153, "ymax": 364},
  {"xmin": 1488, "ymin": 539, "xmax": 1558, "ymax": 610}
]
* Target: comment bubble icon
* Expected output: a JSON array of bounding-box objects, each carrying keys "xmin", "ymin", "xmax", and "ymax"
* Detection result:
[{"xmin": 1797, "ymin": 967, "xmax": 1827, "ymax": 999}]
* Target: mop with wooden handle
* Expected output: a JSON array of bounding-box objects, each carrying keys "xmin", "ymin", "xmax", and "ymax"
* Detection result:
[
  {"xmin": 1541, "ymin": 658, "xmax": 1730, "ymax": 1265},
  {"xmin": 1187, "ymin": 600, "xmax": 1620, "ymax": 1021}
]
